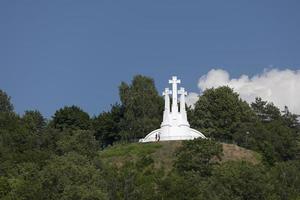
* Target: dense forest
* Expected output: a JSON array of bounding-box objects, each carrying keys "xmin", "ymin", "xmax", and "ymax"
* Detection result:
[{"xmin": 1, "ymin": 75, "xmax": 300, "ymax": 200}]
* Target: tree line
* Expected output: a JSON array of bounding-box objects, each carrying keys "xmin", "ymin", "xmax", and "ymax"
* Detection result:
[{"xmin": 0, "ymin": 74, "xmax": 299, "ymax": 199}]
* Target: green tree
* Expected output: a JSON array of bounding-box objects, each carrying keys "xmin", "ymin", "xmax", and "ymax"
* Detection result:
[
  {"xmin": 0, "ymin": 113, "xmax": 36, "ymax": 166},
  {"xmin": 282, "ymin": 106, "xmax": 300, "ymax": 131},
  {"xmin": 52, "ymin": 105, "xmax": 90, "ymax": 131},
  {"xmin": 93, "ymin": 104, "xmax": 124, "ymax": 147},
  {"xmin": 251, "ymin": 97, "xmax": 281, "ymax": 122},
  {"xmin": 22, "ymin": 110, "xmax": 46, "ymax": 132},
  {"xmin": 0, "ymin": 176, "xmax": 10, "ymax": 199},
  {"xmin": 268, "ymin": 160, "xmax": 300, "ymax": 200},
  {"xmin": 0, "ymin": 89, "xmax": 13, "ymax": 113},
  {"xmin": 174, "ymin": 139, "xmax": 223, "ymax": 176},
  {"xmin": 103, "ymin": 155, "xmax": 162, "ymax": 200},
  {"xmin": 265, "ymin": 121, "xmax": 299, "ymax": 162},
  {"xmin": 250, "ymin": 98, "xmax": 299, "ymax": 164},
  {"xmin": 38, "ymin": 152, "xmax": 108, "ymax": 200},
  {"xmin": 56, "ymin": 130, "xmax": 99, "ymax": 157},
  {"xmin": 119, "ymin": 75, "xmax": 163, "ymax": 141},
  {"xmin": 3, "ymin": 162, "xmax": 43, "ymax": 200},
  {"xmin": 157, "ymin": 172, "xmax": 201, "ymax": 200},
  {"xmin": 191, "ymin": 86, "xmax": 255, "ymax": 142},
  {"xmin": 200, "ymin": 161, "xmax": 271, "ymax": 200}
]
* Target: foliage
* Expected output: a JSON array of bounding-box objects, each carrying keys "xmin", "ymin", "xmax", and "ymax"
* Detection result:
[
  {"xmin": 52, "ymin": 105, "xmax": 90, "ymax": 131},
  {"xmin": 282, "ymin": 106, "xmax": 300, "ymax": 129},
  {"xmin": 0, "ymin": 89, "xmax": 14, "ymax": 113},
  {"xmin": 174, "ymin": 139, "xmax": 223, "ymax": 176},
  {"xmin": 22, "ymin": 110, "xmax": 46, "ymax": 132},
  {"xmin": 103, "ymin": 156, "xmax": 162, "ymax": 200},
  {"xmin": 93, "ymin": 104, "xmax": 124, "ymax": 147},
  {"xmin": 56, "ymin": 130, "xmax": 99, "ymax": 157},
  {"xmin": 38, "ymin": 152, "xmax": 107, "ymax": 200},
  {"xmin": 200, "ymin": 161, "xmax": 271, "ymax": 200},
  {"xmin": 251, "ymin": 97, "xmax": 282, "ymax": 122},
  {"xmin": 92, "ymin": 75, "xmax": 164, "ymax": 145},
  {"xmin": 191, "ymin": 86, "xmax": 255, "ymax": 142},
  {"xmin": 249, "ymin": 98, "xmax": 300, "ymax": 164},
  {"xmin": 156, "ymin": 172, "xmax": 199, "ymax": 200},
  {"xmin": 118, "ymin": 75, "xmax": 164, "ymax": 140},
  {"xmin": 268, "ymin": 160, "xmax": 300, "ymax": 200}
]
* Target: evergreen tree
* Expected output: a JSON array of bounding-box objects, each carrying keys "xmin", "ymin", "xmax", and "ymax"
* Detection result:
[
  {"xmin": 281, "ymin": 106, "xmax": 300, "ymax": 129},
  {"xmin": 250, "ymin": 98, "xmax": 300, "ymax": 164},
  {"xmin": 251, "ymin": 97, "xmax": 282, "ymax": 122}
]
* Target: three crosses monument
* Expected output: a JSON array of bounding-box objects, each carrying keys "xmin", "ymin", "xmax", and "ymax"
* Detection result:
[{"xmin": 140, "ymin": 76, "xmax": 206, "ymax": 142}]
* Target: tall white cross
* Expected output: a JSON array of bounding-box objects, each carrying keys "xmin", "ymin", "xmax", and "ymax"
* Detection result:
[
  {"xmin": 178, "ymin": 87, "xmax": 187, "ymax": 112},
  {"xmin": 169, "ymin": 76, "xmax": 181, "ymax": 113},
  {"xmin": 162, "ymin": 88, "xmax": 172, "ymax": 111}
]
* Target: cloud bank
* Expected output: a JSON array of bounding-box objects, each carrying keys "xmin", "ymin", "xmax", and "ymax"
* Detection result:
[{"xmin": 186, "ymin": 68, "xmax": 300, "ymax": 114}]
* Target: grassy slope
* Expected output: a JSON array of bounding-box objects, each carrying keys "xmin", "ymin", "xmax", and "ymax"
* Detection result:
[{"xmin": 99, "ymin": 141, "xmax": 261, "ymax": 171}]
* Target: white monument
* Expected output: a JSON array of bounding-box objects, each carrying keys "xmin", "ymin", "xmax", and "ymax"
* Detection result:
[{"xmin": 140, "ymin": 76, "xmax": 206, "ymax": 142}]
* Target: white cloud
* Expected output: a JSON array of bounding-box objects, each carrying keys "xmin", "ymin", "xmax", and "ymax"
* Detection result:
[
  {"xmin": 186, "ymin": 92, "xmax": 199, "ymax": 108},
  {"xmin": 187, "ymin": 68, "xmax": 300, "ymax": 114}
]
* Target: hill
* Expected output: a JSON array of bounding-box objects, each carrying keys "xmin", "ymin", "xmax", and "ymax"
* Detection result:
[{"xmin": 99, "ymin": 141, "xmax": 261, "ymax": 171}]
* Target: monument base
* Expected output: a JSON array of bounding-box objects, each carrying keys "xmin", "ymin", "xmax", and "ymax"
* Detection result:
[{"xmin": 139, "ymin": 127, "xmax": 206, "ymax": 143}]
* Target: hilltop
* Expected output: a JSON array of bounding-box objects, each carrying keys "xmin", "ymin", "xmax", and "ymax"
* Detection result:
[{"xmin": 99, "ymin": 141, "xmax": 261, "ymax": 171}]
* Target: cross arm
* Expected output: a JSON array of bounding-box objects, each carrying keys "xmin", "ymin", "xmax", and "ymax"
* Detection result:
[
  {"xmin": 178, "ymin": 87, "xmax": 187, "ymax": 95},
  {"xmin": 162, "ymin": 88, "xmax": 172, "ymax": 96}
]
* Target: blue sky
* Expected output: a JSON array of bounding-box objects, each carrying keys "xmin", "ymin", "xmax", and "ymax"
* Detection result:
[{"xmin": 1, "ymin": 1, "xmax": 300, "ymax": 118}]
